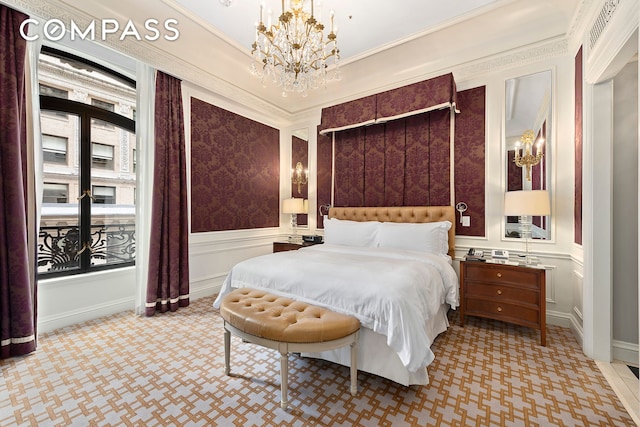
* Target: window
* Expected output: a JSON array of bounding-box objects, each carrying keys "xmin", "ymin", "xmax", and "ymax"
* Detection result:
[
  {"xmin": 37, "ymin": 46, "xmax": 136, "ymax": 278},
  {"xmin": 92, "ymin": 98, "xmax": 115, "ymax": 112},
  {"xmin": 92, "ymin": 185, "xmax": 116, "ymax": 204},
  {"xmin": 39, "ymin": 84, "xmax": 67, "ymax": 99},
  {"xmin": 42, "ymin": 183, "xmax": 68, "ymax": 203},
  {"xmin": 91, "ymin": 143, "xmax": 114, "ymax": 170},
  {"xmin": 42, "ymin": 134, "xmax": 68, "ymax": 164}
]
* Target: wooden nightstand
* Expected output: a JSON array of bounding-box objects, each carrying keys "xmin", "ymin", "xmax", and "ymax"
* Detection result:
[
  {"xmin": 273, "ymin": 240, "xmax": 321, "ymax": 253},
  {"xmin": 460, "ymin": 260, "xmax": 546, "ymax": 346}
]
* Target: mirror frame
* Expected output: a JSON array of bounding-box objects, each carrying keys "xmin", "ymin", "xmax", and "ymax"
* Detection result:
[
  {"xmin": 291, "ymin": 127, "xmax": 309, "ymax": 227},
  {"xmin": 502, "ymin": 68, "xmax": 555, "ymax": 243}
]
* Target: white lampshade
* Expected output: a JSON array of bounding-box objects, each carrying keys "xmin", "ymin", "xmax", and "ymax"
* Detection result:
[
  {"xmin": 504, "ymin": 190, "xmax": 550, "ymax": 216},
  {"xmin": 302, "ymin": 199, "xmax": 309, "ymax": 213},
  {"xmin": 282, "ymin": 198, "xmax": 305, "ymax": 214}
]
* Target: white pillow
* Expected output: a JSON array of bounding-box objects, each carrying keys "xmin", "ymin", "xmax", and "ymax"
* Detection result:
[
  {"xmin": 323, "ymin": 217, "xmax": 380, "ymax": 247},
  {"xmin": 378, "ymin": 221, "xmax": 451, "ymax": 255}
]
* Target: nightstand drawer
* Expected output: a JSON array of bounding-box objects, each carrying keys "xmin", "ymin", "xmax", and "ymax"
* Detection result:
[
  {"xmin": 464, "ymin": 263, "xmax": 540, "ymax": 289},
  {"xmin": 465, "ymin": 282, "xmax": 539, "ymax": 305},
  {"xmin": 466, "ymin": 298, "xmax": 539, "ymax": 326}
]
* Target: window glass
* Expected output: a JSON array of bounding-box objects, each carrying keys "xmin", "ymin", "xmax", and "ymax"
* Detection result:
[
  {"xmin": 42, "ymin": 134, "xmax": 68, "ymax": 164},
  {"xmin": 37, "ymin": 48, "xmax": 136, "ymax": 278}
]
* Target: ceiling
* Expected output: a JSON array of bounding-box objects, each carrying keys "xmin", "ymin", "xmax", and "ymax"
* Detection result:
[
  {"xmin": 172, "ymin": 0, "xmax": 501, "ymax": 64},
  {"xmin": 31, "ymin": 0, "xmax": 582, "ymax": 115}
]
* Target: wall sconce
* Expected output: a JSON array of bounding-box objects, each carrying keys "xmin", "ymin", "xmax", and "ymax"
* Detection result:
[
  {"xmin": 292, "ymin": 161, "xmax": 309, "ymax": 194},
  {"xmin": 514, "ymin": 129, "xmax": 544, "ymax": 181}
]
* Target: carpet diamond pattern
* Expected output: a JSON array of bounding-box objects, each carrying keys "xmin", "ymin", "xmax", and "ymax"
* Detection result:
[{"xmin": 0, "ymin": 296, "xmax": 634, "ymax": 426}]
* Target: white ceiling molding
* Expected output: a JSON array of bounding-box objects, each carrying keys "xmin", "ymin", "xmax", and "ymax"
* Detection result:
[
  {"xmin": 5, "ymin": 0, "xmax": 294, "ymax": 123},
  {"xmin": 454, "ymin": 37, "xmax": 568, "ymax": 82}
]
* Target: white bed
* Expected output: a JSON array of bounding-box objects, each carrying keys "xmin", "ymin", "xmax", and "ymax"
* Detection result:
[{"xmin": 213, "ymin": 206, "xmax": 458, "ymax": 386}]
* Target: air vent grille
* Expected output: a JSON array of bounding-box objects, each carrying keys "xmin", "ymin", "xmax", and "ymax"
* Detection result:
[{"xmin": 590, "ymin": 0, "xmax": 621, "ymax": 49}]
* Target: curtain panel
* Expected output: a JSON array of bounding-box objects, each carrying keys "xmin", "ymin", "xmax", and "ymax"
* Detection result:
[
  {"xmin": 574, "ymin": 46, "xmax": 583, "ymax": 245},
  {"xmin": 318, "ymin": 73, "xmax": 457, "ymax": 135},
  {"xmin": 146, "ymin": 71, "xmax": 190, "ymax": 316},
  {"xmin": 332, "ymin": 110, "xmax": 451, "ymax": 208},
  {"xmin": 0, "ymin": 5, "xmax": 37, "ymax": 358}
]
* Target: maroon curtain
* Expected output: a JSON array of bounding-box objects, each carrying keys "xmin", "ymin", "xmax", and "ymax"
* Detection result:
[
  {"xmin": 146, "ymin": 71, "xmax": 189, "ymax": 316},
  {"xmin": 0, "ymin": 5, "xmax": 36, "ymax": 358}
]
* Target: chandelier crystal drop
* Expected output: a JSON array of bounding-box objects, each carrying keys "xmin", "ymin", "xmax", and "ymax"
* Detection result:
[{"xmin": 251, "ymin": 0, "xmax": 340, "ymax": 97}]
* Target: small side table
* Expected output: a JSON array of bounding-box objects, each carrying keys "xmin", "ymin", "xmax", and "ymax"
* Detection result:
[
  {"xmin": 273, "ymin": 240, "xmax": 321, "ymax": 253},
  {"xmin": 460, "ymin": 260, "xmax": 546, "ymax": 346}
]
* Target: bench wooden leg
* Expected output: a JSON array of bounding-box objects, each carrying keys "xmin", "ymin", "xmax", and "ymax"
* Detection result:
[
  {"xmin": 224, "ymin": 327, "xmax": 231, "ymax": 375},
  {"xmin": 280, "ymin": 351, "xmax": 289, "ymax": 409},
  {"xmin": 350, "ymin": 336, "xmax": 358, "ymax": 396}
]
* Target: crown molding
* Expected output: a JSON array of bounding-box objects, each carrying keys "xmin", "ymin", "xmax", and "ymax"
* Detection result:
[
  {"xmin": 454, "ymin": 37, "xmax": 569, "ymax": 82},
  {"xmin": 5, "ymin": 0, "xmax": 293, "ymax": 124}
]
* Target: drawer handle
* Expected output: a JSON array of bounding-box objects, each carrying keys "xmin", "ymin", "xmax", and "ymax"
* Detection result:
[
  {"xmin": 497, "ymin": 306, "xmax": 503, "ymax": 312},
  {"xmin": 496, "ymin": 289, "xmax": 503, "ymax": 295},
  {"xmin": 496, "ymin": 272, "xmax": 502, "ymax": 278}
]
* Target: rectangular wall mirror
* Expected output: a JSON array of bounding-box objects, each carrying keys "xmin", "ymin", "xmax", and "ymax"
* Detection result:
[
  {"xmin": 504, "ymin": 70, "xmax": 552, "ymax": 240},
  {"xmin": 291, "ymin": 128, "xmax": 309, "ymax": 226}
]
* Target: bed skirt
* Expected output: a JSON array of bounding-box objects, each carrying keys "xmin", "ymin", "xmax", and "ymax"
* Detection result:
[{"xmin": 302, "ymin": 303, "xmax": 451, "ymax": 386}]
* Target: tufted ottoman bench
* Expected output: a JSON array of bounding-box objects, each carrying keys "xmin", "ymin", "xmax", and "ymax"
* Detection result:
[{"xmin": 219, "ymin": 288, "xmax": 361, "ymax": 409}]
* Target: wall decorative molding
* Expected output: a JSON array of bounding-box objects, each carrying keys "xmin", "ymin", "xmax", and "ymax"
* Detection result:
[
  {"xmin": 6, "ymin": 0, "xmax": 291, "ymax": 122},
  {"xmin": 455, "ymin": 37, "xmax": 568, "ymax": 82}
]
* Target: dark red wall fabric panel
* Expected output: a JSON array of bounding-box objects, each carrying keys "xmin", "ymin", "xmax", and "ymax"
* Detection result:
[
  {"xmin": 384, "ymin": 120, "xmax": 406, "ymax": 206},
  {"xmin": 292, "ymin": 135, "xmax": 308, "ymax": 226},
  {"xmin": 318, "ymin": 94, "xmax": 377, "ymax": 134},
  {"xmin": 190, "ymin": 97, "xmax": 280, "ymax": 232},
  {"xmin": 316, "ymin": 130, "xmax": 333, "ymax": 228},
  {"xmin": 575, "ymin": 47, "xmax": 583, "ymax": 245},
  {"xmin": 334, "ymin": 128, "xmax": 365, "ymax": 206},
  {"xmin": 454, "ymin": 86, "xmax": 486, "ymax": 237},
  {"xmin": 404, "ymin": 114, "xmax": 432, "ymax": 205},
  {"xmin": 363, "ymin": 124, "xmax": 386, "ymax": 206},
  {"xmin": 428, "ymin": 109, "xmax": 452, "ymax": 206},
  {"xmin": 376, "ymin": 73, "xmax": 458, "ymax": 119}
]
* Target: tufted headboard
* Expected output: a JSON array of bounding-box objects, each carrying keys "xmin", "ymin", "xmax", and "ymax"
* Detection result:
[{"xmin": 328, "ymin": 206, "xmax": 456, "ymax": 258}]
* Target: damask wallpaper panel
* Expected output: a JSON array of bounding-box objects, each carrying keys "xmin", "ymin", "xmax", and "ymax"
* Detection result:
[
  {"xmin": 454, "ymin": 86, "xmax": 486, "ymax": 237},
  {"xmin": 428, "ymin": 109, "xmax": 453, "ymax": 206},
  {"xmin": 404, "ymin": 114, "xmax": 432, "ymax": 206},
  {"xmin": 316, "ymin": 130, "xmax": 333, "ymax": 228},
  {"xmin": 363, "ymin": 124, "xmax": 386, "ymax": 206},
  {"xmin": 383, "ymin": 120, "xmax": 407, "ymax": 206},
  {"xmin": 575, "ymin": 46, "xmax": 583, "ymax": 245},
  {"xmin": 334, "ymin": 128, "xmax": 366, "ymax": 206},
  {"xmin": 190, "ymin": 97, "xmax": 279, "ymax": 232}
]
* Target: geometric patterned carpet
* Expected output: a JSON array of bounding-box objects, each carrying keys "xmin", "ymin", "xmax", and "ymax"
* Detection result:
[{"xmin": 0, "ymin": 296, "xmax": 634, "ymax": 426}]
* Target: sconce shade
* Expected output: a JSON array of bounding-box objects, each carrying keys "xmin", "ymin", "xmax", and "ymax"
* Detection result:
[
  {"xmin": 504, "ymin": 190, "xmax": 550, "ymax": 216},
  {"xmin": 303, "ymin": 199, "xmax": 309, "ymax": 214},
  {"xmin": 282, "ymin": 198, "xmax": 305, "ymax": 214}
]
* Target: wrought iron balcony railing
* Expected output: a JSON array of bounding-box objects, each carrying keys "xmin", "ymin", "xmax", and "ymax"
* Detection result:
[{"xmin": 38, "ymin": 223, "xmax": 135, "ymax": 275}]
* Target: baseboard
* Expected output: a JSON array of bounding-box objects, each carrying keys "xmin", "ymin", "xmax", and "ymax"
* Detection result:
[
  {"xmin": 613, "ymin": 339, "xmax": 639, "ymax": 365},
  {"xmin": 38, "ymin": 297, "xmax": 135, "ymax": 334}
]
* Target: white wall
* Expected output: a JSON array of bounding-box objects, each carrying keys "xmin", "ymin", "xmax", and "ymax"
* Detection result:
[{"xmin": 613, "ymin": 60, "xmax": 639, "ymax": 357}]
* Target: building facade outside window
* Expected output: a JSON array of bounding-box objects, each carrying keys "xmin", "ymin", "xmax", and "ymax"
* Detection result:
[{"xmin": 38, "ymin": 47, "xmax": 136, "ymax": 278}]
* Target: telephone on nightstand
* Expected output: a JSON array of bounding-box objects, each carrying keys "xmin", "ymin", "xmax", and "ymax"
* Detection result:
[{"xmin": 465, "ymin": 248, "xmax": 485, "ymax": 261}]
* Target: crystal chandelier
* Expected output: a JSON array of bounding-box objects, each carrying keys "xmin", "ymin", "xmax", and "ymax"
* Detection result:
[
  {"xmin": 251, "ymin": 0, "xmax": 340, "ymax": 97},
  {"xmin": 514, "ymin": 129, "xmax": 544, "ymax": 181}
]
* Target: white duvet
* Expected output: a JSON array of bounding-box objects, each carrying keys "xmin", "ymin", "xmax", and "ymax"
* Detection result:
[{"xmin": 213, "ymin": 244, "xmax": 459, "ymax": 372}]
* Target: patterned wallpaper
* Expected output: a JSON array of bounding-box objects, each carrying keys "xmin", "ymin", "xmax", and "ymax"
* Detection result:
[
  {"xmin": 316, "ymin": 84, "xmax": 487, "ymax": 237},
  {"xmin": 575, "ymin": 47, "xmax": 583, "ymax": 245},
  {"xmin": 454, "ymin": 86, "xmax": 486, "ymax": 237},
  {"xmin": 190, "ymin": 97, "xmax": 280, "ymax": 232}
]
